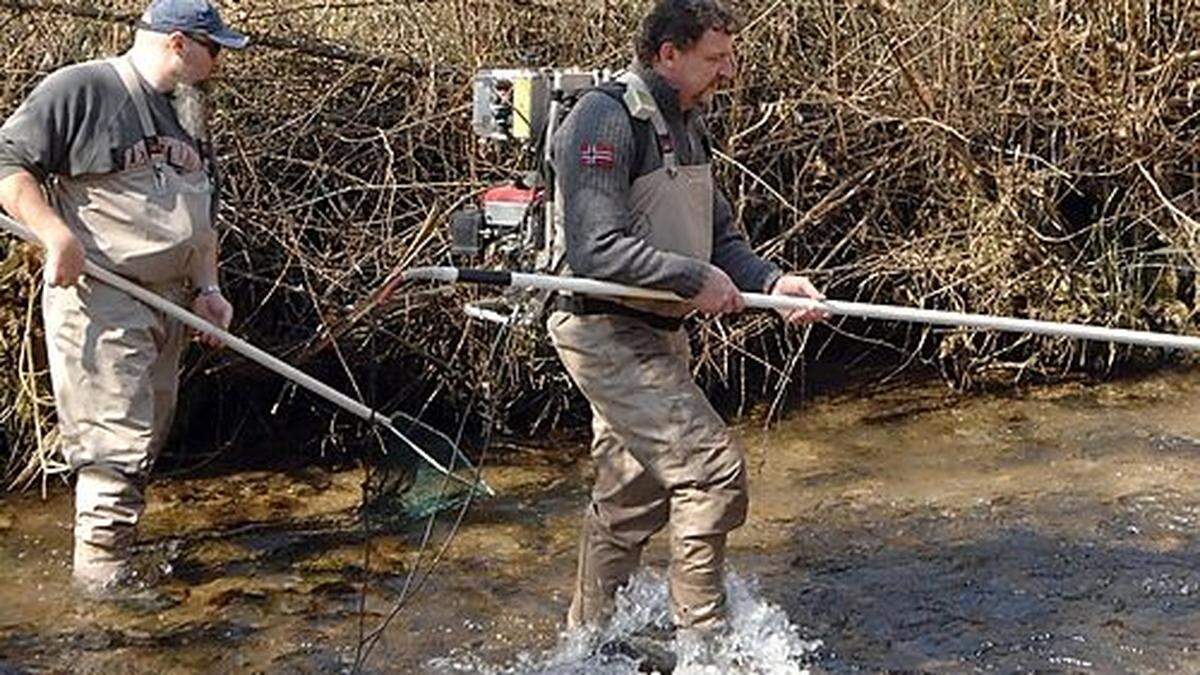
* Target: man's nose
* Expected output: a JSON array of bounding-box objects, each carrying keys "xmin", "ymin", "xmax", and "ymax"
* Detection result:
[{"xmin": 719, "ymin": 55, "xmax": 736, "ymax": 79}]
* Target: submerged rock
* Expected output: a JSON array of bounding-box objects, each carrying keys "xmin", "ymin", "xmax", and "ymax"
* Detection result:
[{"xmin": 1151, "ymin": 434, "xmax": 1200, "ymax": 454}]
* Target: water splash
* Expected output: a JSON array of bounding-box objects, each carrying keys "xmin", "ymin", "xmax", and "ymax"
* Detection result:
[{"xmin": 429, "ymin": 569, "xmax": 821, "ymax": 674}]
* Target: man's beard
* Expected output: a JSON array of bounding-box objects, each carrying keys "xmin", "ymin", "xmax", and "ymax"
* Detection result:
[
  {"xmin": 696, "ymin": 77, "xmax": 725, "ymax": 107},
  {"xmin": 172, "ymin": 81, "xmax": 210, "ymax": 143}
]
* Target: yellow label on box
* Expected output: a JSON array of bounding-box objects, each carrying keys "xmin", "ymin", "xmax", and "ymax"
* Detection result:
[{"xmin": 512, "ymin": 76, "xmax": 533, "ymax": 140}]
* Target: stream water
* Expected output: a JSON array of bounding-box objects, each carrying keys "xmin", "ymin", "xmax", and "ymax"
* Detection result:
[{"xmin": 3, "ymin": 367, "xmax": 1200, "ymax": 673}]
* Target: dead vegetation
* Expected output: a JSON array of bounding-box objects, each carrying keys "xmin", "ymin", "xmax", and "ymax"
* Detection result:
[{"xmin": 1, "ymin": 0, "xmax": 1197, "ymax": 485}]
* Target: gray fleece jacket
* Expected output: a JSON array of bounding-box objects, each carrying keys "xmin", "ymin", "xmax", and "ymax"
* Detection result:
[{"xmin": 551, "ymin": 65, "xmax": 781, "ymax": 299}]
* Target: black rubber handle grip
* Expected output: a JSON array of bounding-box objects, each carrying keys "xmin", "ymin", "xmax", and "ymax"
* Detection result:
[{"xmin": 457, "ymin": 269, "xmax": 513, "ymax": 286}]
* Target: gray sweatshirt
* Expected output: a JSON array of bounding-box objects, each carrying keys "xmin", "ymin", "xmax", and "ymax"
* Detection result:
[
  {"xmin": 552, "ymin": 65, "xmax": 780, "ymax": 299},
  {"xmin": 0, "ymin": 60, "xmax": 205, "ymax": 183}
]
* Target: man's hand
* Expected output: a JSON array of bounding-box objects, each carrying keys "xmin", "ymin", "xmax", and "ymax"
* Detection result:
[
  {"xmin": 42, "ymin": 225, "xmax": 86, "ymax": 287},
  {"xmin": 691, "ymin": 265, "xmax": 745, "ymax": 315},
  {"xmin": 191, "ymin": 291, "xmax": 233, "ymax": 348},
  {"xmin": 770, "ymin": 274, "xmax": 829, "ymax": 325},
  {"xmin": 0, "ymin": 171, "xmax": 86, "ymax": 287}
]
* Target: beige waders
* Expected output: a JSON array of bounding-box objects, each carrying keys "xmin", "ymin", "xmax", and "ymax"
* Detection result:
[
  {"xmin": 549, "ymin": 73, "xmax": 747, "ymax": 630},
  {"xmin": 44, "ymin": 57, "xmax": 214, "ymax": 589}
]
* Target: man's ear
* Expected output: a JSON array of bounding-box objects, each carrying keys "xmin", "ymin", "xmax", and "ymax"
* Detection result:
[{"xmin": 657, "ymin": 41, "xmax": 679, "ymax": 66}]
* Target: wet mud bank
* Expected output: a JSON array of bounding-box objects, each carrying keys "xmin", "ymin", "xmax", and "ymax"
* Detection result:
[{"xmin": 4, "ymin": 368, "xmax": 1200, "ymax": 673}]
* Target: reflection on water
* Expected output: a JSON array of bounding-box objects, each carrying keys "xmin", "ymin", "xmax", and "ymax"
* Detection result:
[{"xmin": 3, "ymin": 367, "xmax": 1200, "ymax": 673}]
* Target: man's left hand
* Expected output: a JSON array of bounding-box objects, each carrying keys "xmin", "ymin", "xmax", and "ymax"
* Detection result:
[
  {"xmin": 191, "ymin": 292, "xmax": 233, "ymax": 347},
  {"xmin": 770, "ymin": 274, "xmax": 829, "ymax": 325}
]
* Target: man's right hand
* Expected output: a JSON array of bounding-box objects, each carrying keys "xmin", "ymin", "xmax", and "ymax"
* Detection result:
[
  {"xmin": 0, "ymin": 171, "xmax": 86, "ymax": 287},
  {"xmin": 690, "ymin": 265, "xmax": 745, "ymax": 315},
  {"xmin": 42, "ymin": 225, "xmax": 86, "ymax": 287}
]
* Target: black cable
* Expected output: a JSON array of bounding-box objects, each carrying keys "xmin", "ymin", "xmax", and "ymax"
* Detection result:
[
  {"xmin": 353, "ymin": 292, "xmax": 511, "ymax": 671},
  {"xmin": 351, "ymin": 309, "xmax": 382, "ymax": 668}
]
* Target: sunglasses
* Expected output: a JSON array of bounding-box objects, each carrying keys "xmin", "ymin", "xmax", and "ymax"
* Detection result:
[{"xmin": 187, "ymin": 32, "xmax": 221, "ymax": 59}]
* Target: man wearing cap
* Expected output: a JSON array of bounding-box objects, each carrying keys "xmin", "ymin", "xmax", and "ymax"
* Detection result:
[
  {"xmin": 0, "ymin": 0, "xmax": 247, "ymax": 593},
  {"xmin": 547, "ymin": 0, "xmax": 827, "ymax": 638}
]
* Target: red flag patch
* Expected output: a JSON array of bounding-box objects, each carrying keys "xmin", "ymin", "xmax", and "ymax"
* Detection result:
[{"xmin": 580, "ymin": 142, "xmax": 616, "ymax": 168}]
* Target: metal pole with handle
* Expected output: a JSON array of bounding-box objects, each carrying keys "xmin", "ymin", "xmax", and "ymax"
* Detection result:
[
  {"xmin": 403, "ymin": 266, "xmax": 1200, "ymax": 353},
  {"xmin": 0, "ymin": 213, "xmax": 493, "ymax": 496}
]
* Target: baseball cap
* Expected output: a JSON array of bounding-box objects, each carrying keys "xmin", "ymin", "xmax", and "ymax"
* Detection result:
[{"xmin": 137, "ymin": 0, "xmax": 249, "ymax": 50}]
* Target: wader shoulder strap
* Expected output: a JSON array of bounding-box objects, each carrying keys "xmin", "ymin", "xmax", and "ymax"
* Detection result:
[
  {"xmin": 616, "ymin": 72, "xmax": 678, "ymax": 173},
  {"xmin": 108, "ymin": 57, "xmax": 158, "ymax": 142}
]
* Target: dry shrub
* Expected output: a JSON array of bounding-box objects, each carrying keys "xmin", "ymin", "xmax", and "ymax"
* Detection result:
[{"xmin": 0, "ymin": 0, "xmax": 1197, "ymax": 483}]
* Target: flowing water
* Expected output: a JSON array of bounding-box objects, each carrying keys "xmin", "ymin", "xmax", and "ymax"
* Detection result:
[{"xmin": 3, "ymin": 367, "xmax": 1200, "ymax": 673}]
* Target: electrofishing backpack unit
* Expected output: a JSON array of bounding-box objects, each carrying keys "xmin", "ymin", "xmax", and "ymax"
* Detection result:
[{"xmin": 449, "ymin": 67, "xmax": 612, "ymax": 324}]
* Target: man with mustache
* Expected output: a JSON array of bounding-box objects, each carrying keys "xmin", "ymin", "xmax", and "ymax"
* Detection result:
[
  {"xmin": 548, "ymin": 0, "xmax": 827, "ymax": 639},
  {"xmin": 0, "ymin": 0, "xmax": 246, "ymax": 596}
]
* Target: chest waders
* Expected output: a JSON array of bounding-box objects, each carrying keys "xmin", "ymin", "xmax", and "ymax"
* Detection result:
[
  {"xmin": 547, "ymin": 73, "xmax": 748, "ymax": 630},
  {"xmin": 43, "ymin": 57, "xmax": 215, "ymax": 589}
]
